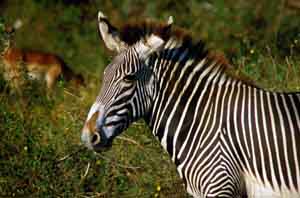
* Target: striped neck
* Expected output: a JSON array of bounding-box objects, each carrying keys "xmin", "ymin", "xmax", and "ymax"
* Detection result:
[{"xmin": 144, "ymin": 38, "xmax": 228, "ymax": 135}]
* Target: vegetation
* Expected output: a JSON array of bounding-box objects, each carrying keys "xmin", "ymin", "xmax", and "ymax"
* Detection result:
[{"xmin": 0, "ymin": 0, "xmax": 299, "ymax": 197}]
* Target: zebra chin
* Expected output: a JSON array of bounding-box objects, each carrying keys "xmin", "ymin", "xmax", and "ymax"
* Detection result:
[{"xmin": 92, "ymin": 139, "xmax": 113, "ymax": 153}]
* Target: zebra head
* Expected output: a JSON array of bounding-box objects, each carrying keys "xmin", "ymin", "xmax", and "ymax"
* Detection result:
[{"xmin": 81, "ymin": 12, "xmax": 172, "ymax": 152}]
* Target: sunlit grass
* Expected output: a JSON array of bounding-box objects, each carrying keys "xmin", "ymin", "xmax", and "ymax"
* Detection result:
[{"xmin": 1, "ymin": 0, "xmax": 299, "ymax": 197}]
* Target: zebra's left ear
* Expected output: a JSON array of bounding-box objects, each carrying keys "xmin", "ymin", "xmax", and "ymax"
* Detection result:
[{"xmin": 137, "ymin": 34, "xmax": 165, "ymax": 59}]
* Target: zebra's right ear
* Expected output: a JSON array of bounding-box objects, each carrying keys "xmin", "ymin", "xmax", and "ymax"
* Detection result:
[{"xmin": 98, "ymin": 11, "xmax": 127, "ymax": 52}]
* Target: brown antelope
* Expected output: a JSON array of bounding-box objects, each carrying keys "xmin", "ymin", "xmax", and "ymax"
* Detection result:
[{"xmin": 1, "ymin": 46, "xmax": 85, "ymax": 91}]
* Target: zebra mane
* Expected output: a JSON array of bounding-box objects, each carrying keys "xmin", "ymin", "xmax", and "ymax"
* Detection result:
[
  {"xmin": 118, "ymin": 19, "xmax": 230, "ymax": 67},
  {"xmin": 118, "ymin": 19, "xmax": 257, "ymax": 87},
  {"xmin": 118, "ymin": 19, "xmax": 189, "ymax": 45}
]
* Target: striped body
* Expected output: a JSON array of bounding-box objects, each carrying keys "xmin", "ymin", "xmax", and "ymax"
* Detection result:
[
  {"xmin": 82, "ymin": 12, "xmax": 300, "ymax": 197},
  {"xmin": 147, "ymin": 40, "xmax": 300, "ymax": 197}
]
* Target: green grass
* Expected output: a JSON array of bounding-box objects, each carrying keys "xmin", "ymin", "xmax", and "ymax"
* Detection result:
[{"xmin": 0, "ymin": 0, "xmax": 300, "ymax": 197}]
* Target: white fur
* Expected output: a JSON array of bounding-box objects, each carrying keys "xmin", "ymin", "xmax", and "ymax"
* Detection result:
[
  {"xmin": 137, "ymin": 34, "xmax": 165, "ymax": 59},
  {"xmin": 244, "ymin": 172, "xmax": 299, "ymax": 198}
]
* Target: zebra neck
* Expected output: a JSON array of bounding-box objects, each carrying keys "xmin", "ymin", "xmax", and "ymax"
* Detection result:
[{"xmin": 144, "ymin": 39, "xmax": 230, "ymax": 156}]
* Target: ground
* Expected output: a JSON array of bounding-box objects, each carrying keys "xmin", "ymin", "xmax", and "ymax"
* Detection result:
[{"xmin": 0, "ymin": 0, "xmax": 299, "ymax": 197}]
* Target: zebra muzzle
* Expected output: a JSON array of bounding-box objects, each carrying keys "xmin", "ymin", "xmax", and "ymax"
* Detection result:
[{"xmin": 91, "ymin": 129, "xmax": 113, "ymax": 152}]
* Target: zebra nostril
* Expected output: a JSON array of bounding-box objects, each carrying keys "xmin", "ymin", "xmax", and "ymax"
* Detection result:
[{"xmin": 91, "ymin": 133, "xmax": 100, "ymax": 145}]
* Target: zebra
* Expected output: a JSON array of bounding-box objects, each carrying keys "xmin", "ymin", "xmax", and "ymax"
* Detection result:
[{"xmin": 81, "ymin": 11, "xmax": 300, "ymax": 197}]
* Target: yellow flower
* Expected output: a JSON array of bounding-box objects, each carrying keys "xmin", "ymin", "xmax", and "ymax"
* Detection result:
[
  {"xmin": 96, "ymin": 160, "xmax": 101, "ymax": 165},
  {"xmin": 250, "ymin": 49, "xmax": 255, "ymax": 54},
  {"xmin": 156, "ymin": 184, "xmax": 161, "ymax": 191}
]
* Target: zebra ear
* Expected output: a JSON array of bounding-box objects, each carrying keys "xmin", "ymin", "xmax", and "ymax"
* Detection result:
[
  {"xmin": 137, "ymin": 34, "xmax": 165, "ymax": 59},
  {"xmin": 98, "ymin": 11, "xmax": 127, "ymax": 52}
]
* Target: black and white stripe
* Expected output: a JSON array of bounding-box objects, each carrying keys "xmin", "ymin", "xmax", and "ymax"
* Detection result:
[
  {"xmin": 146, "ymin": 38, "xmax": 299, "ymax": 197},
  {"xmin": 85, "ymin": 12, "xmax": 300, "ymax": 197}
]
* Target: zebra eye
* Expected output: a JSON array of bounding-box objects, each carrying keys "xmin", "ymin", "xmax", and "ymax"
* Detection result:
[{"xmin": 123, "ymin": 74, "xmax": 137, "ymax": 83}]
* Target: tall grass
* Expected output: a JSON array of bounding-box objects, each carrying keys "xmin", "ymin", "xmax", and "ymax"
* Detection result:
[{"xmin": 0, "ymin": 0, "xmax": 299, "ymax": 197}]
